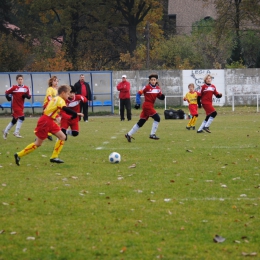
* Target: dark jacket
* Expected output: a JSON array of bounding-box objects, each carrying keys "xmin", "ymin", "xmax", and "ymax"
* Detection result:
[{"xmin": 74, "ymin": 81, "xmax": 92, "ymax": 101}]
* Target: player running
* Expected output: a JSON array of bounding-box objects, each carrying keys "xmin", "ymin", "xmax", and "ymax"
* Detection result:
[{"xmin": 125, "ymin": 74, "xmax": 165, "ymax": 142}]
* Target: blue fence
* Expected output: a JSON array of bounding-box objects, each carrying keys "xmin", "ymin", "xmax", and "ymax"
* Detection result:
[{"xmin": 0, "ymin": 71, "xmax": 113, "ymax": 113}]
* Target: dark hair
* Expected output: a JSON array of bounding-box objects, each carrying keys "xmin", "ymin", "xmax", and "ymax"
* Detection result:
[
  {"xmin": 70, "ymin": 85, "xmax": 76, "ymax": 93},
  {"xmin": 149, "ymin": 74, "xmax": 158, "ymax": 79},
  {"xmin": 16, "ymin": 74, "xmax": 23, "ymax": 80}
]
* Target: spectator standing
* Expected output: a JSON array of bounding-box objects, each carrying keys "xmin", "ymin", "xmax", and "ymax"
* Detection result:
[
  {"xmin": 117, "ymin": 75, "xmax": 131, "ymax": 121},
  {"xmin": 74, "ymin": 74, "xmax": 92, "ymax": 122}
]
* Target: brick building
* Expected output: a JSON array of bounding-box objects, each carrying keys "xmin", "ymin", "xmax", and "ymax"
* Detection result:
[{"xmin": 168, "ymin": 0, "xmax": 217, "ymax": 34}]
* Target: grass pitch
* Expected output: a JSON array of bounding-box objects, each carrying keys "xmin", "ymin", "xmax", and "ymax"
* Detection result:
[{"xmin": 0, "ymin": 107, "xmax": 259, "ymax": 259}]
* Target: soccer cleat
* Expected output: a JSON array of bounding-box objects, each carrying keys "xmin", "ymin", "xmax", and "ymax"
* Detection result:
[
  {"xmin": 203, "ymin": 127, "xmax": 211, "ymax": 133},
  {"xmin": 85, "ymin": 120, "xmax": 88, "ymax": 122},
  {"xmin": 50, "ymin": 158, "xmax": 64, "ymax": 163},
  {"xmin": 125, "ymin": 133, "xmax": 134, "ymax": 142},
  {"xmin": 192, "ymin": 126, "xmax": 195, "ymax": 130},
  {"xmin": 2, "ymin": 130, "xmax": 8, "ymax": 140},
  {"xmin": 149, "ymin": 134, "xmax": 160, "ymax": 140},
  {"xmin": 47, "ymin": 135, "xmax": 53, "ymax": 141},
  {"xmin": 14, "ymin": 153, "xmax": 20, "ymax": 166},
  {"xmin": 13, "ymin": 132, "xmax": 22, "ymax": 138},
  {"xmin": 186, "ymin": 126, "xmax": 191, "ymax": 130},
  {"xmin": 197, "ymin": 130, "xmax": 204, "ymax": 133}
]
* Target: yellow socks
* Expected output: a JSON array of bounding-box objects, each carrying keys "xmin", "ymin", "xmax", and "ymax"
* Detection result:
[
  {"xmin": 50, "ymin": 140, "xmax": 64, "ymax": 159},
  {"xmin": 191, "ymin": 116, "xmax": 198, "ymax": 127},
  {"xmin": 17, "ymin": 143, "xmax": 37, "ymax": 157}
]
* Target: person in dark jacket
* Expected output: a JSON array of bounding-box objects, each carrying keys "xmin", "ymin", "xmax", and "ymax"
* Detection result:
[{"xmin": 74, "ymin": 74, "xmax": 92, "ymax": 122}]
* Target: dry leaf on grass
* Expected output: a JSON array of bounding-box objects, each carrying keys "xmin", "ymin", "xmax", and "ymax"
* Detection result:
[
  {"xmin": 0, "ymin": 230, "xmax": 5, "ymax": 234},
  {"xmin": 241, "ymin": 252, "xmax": 257, "ymax": 256},
  {"xmin": 213, "ymin": 235, "xmax": 225, "ymax": 243},
  {"xmin": 2, "ymin": 202, "xmax": 9, "ymax": 206},
  {"xmin": 186, "ymin": 149, "xmax": 192, "ymax": 153},
  {"xmin": 26, "ymin": 237, "xmax": 35, "ymax": 240},
  {"xmin": 128, "ymin": 164, "xmax": 136, "ymax": 168}
]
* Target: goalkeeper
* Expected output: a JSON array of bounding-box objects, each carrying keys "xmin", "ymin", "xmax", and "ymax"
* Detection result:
[
  {"xmin": 197, "ymin": 74, "xmax": 222, "ymax": 133},
  {"xmin": 125, "ymin": 74, "xmax": 165, "ymax": 142}
]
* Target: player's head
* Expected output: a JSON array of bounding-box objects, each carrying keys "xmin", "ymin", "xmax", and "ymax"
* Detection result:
[
  {"xmin": 204, "ymin": 74, "xmax": 212, "ymax": 84},
  {"xmin": 149, "ymin": 74, "xmax": 158, "ymax": 86},
  {"xmin": 188, "ymin": 83, "xmax": 195, "ymax": 91},
  {"xmin": 69, "ymin": 85, "xmax": 76, "ymax": 98},
  {"xmin": 122, "ymin": 75, "xmax": 127, "ymax": 81},
  {"xmin": 58, "ymin": 85, "xmax": 71, "ymax": 100},
  {"xmin": 16, "ymin": 74, "xmax": 23, "ymax": 85},
  {"xmin": 48, "ymin": 76, "xmax": 58, "ymax": 87}
]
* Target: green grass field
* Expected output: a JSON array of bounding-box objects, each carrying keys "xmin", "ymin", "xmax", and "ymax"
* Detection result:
[{"xmin": 0, "ymin": 107, "xmax": 259, "ymax": 260}]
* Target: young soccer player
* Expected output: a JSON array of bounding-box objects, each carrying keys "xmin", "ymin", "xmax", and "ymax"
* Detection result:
[
  {"xmin": 197, "ymin": 74, "xmax": 222, "ymax": 133},
  {"xmin": 3, "ymin": 74, "xmax": 31, "ymax": 139},
  {"xmin": 125, "ymin": 74, "xmax": 165, "ymax": 142},
  {"xmin": 14, "ymin": 85, "xmax": 84, "ymax": 166},
  {"xmin": 60, "ymin": 86, "xmax": 87, "ymax": 140},
  {"xmin": 44, "ymin": 76, "xmax": 59, "ymax": 141},
  {"xmin": 183, "ymin": 83, "xmax": 199, "ymax": 130}
]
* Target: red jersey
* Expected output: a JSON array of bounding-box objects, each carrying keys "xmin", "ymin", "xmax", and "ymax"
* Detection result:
[
  {"xmin": 199, "ymin": 84, "xmax": 220, "ymax": 105},
  {"xmin": 117, "ymin": 81, "xmax": 130, "ymax": 99},
  {"xmin": 60, "ymin": 95, "xmax": 87, "ymax": 120},
  {"xmin": 138, "ymin": 84, "xmax": 163, "ymax": 104},
  {"xmin": 5, "ymin": 85, "xmax": 31, "ymax": 117}
]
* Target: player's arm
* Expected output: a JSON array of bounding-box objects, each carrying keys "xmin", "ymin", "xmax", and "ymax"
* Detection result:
[
  {"xmin": 62, "ymin": 106, "xmax": 83, "ymax": 119},
  {"xmin": 214, "ymin": 89, "xmax": 222, "ymax": 98},
  {"xmin": 157, "ymin": 92, "xmax": 165, "ymax": 100},
  {"xmin": 5, "ymin": 86, "xmax": 14, "ymax": 101},
  {"xmin": 80, "ymin": 95, "xmax": 87, "ymax": 103},
  {"xmin": 22, "ymin": 89, "xmax": 31, "ymax": 99},
  {"xmin": 135, "ymin": 90, "xmax": 143, "ymax": 109}
]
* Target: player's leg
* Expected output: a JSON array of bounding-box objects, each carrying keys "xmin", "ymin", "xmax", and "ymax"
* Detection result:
[
  {"xmin": 197, "ymin": 115, "xmax": 210, "ymax": 133},
  {"xmin": 125, "ymin": 99, "xmax": 132, "ymax": 121},
  {"xmin": 82, "ymin": 102, "xmax": 88, "ymax": 122},
  {"xmin": 204, "ymin": 111, "xmax": 217, "ymax": 130},
  {"xmin": 50, "ymin": 130, "xmax": 66, "ymax": 163},
  {"xmin": 13, "ymin": 116, "xmax": 25, "ymax": 138},
  {"xmin": 150, "ymin": 113, "xmax": 160, "ymax": 140},
  {"xmin": 191, "ymin": 115, "xmax": 198, "ymax": 129},
  {"xmin": 14, "ymin": 138, "xmax": 44, "ymax": 166},
  {"xmin": 3, "ymin": 117, "xmax": 17, "ymax": 140},
  {"xmin": 120, "ymin": 99, "xmax": 125, "ymax": 121},
  {"xmin": 125, "ymin": 118, "xmax": 146, "ymax": 142}
]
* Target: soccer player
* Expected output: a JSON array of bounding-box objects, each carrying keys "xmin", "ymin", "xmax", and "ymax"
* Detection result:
[
  {"xmin": 14, "ymin": 85, "xmax": 84, "ymax": 166},
  {"xmin": 3, "ymin": 74, "xmax": 31, "ymax": 139},
  {"xmin": 183, "ymin": 83, "xmax": 199, "ymax": 130},
  {"xmin": 125, "ymin": 74, "xmax": 165, "ymax": 142},
  {"xmin": 43, "ymin": 76, "xmax": 59, "ymax": 141},
  {"xmin": 60, "ymin": 86, "xmax": 87, "ymax": 140},
  {"xmin": 197, "ymin": 74, "xmax": 222, "ymax": 133}
]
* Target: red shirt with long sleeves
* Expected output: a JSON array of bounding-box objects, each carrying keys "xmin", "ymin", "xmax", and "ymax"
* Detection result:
[{"xmin": 117, "ymin": 80, "xmax": 130, "ymax": 99}]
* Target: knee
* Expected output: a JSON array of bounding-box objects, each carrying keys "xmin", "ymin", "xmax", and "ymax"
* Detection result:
[
  {"xmin": 137, "ymin": 119, "xmax": 146, "ymax": 127},
  {"xmin": 72, "ymin": 131, "xmax": 78, "ymax": 137},
  {"xmin": 152, "ymin": 114, "xmax": 160, "ymax": 122},
  {"xmin": 211, "ymin": 111, "xmax": 217, "ymax": 118},
  {"xmin": 19, "ymin": 116, "xmax": 25, "ymax": 122},
  {"xmin": 12, "ymin": 118, "xmax": 17, "ymax": 124}
]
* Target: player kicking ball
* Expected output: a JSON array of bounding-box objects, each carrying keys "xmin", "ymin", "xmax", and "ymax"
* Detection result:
[
  {"xmin": 197, "ymin": 74, "xmax": 222, "ymax": 133},
  {"xmin": 125, "ymin": 74, "xmax": 165, "ymax": 142},
  {"xmin": 14, "ymin": 85, "xmax": 83, "ymax": 166}
]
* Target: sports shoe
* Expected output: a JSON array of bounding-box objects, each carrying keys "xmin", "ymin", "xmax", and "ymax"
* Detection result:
[
  {"xmin": 125, "ymin": 133, "xmax": 134, "ymax": 142},
  {"xmin": 149, "ymin": 134, "xmax": 160, "ymax": 140},
  {"xmin": 14, "ymin": 153, "xmax": 20, "ymax": 166},
  {"xmin": 186, "ymin": 126, "xmax": 191, "ymax": 130},
  {"xmin": 47, "ymin": 135, "xmax": 53, "ymax": 141},
  {"xmin": 13, "ymin": 132, "xmax": 22, "ymax": 138},
  {"xmin": 50, "ymin": 158, "xmax": 64, "ymax": 163},
  {"xmin": 203, "ymin": 127, "xmax": 211, "ymax": 133},
  {"xmin": 2, "ymin": 130, "xmax": 8, "ymax": 140},
  {"xmin": 197, "ymin": 130, "xmax": 204, "ymax": 133},
  {"xmin": 192, "ymin": 126, "xmax": 195, "ymax": 130},
  {"xmin": 85, "ymin": 120, "xmax": 88, "ymax": 122}
]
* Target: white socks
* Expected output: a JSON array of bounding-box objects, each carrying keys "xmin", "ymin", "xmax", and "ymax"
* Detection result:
[
  {"xmin": 151, "ymin": 121, "xmax": 159, "ymax": 135},
  {"xmin": 14, "ymin": 119, "xmax": 23, "ymax": 134},
  {"xmin": 205, "ymin": 117, "xmax": 214, "ymax": 128},
  {"xmin": 128, "ymin": 124, "xmax": 140, "ymax": 136},
  {"xmin": 198, "ymin": 120, "xmax": 206, "ymax": 131},
  {"xmin": 4, "ymin": 122, "xmax": 14, "ymax": 133}
]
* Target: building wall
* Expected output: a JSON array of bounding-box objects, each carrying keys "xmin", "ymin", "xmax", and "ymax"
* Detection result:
[{"xmin": 168, "ymin": 0, "xmax": 217, "ymax": 34}]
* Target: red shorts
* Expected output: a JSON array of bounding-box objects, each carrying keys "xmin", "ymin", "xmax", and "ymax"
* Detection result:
[
  {"xmin": 202, "ymin": 103, "xmax": 215, "ymax": 116},
  {"xmin": 35, "ymin": 115, "xmax": 61, "ymax": 140},
  {"xmin": 60, "ymin": 118, "xmax": 79, "ymax": 132},
  {"xmin": 189, "ymin": 104, "xmax": 198, "ymax": 116},
  {"xmin": 12, "ymin": 109, "xmax": 24, "ymax": 119},
  {"xmin": 140, "ymin": 102, "xmax": 157, "ymax": 120}
]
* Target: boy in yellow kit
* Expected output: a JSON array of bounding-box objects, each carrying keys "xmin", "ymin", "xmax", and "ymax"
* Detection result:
[
  {"xmin": 14, "ymin": 85, "xmax": 83, "ymax": 166},
  {"xmin": 183, "ymin": 83, "xmax": 199, "ymax": 130}
]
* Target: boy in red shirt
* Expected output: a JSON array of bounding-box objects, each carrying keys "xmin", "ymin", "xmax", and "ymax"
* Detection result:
[
  {"xmin": 3, "ymin": 74, "xmax": 31, "ymax": 139},
  {"xmin": 117, "ymin": 75, "xmax": 131, "ymax": 121},
  {"xmin": 125, "ymin": 74, "xmax": 165, "ymax": 142},
  {"xmin": 60, "ymin": 86, "xmax": 87, "ymax": 140},
  {"xmin": 197, "ymin": 74, "xmax": 222, "ymax": 133}
]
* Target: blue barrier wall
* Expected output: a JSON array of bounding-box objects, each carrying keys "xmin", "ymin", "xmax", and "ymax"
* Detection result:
[{"xmin": 0, "ymin": 71, "xmax": 113, "ymax": 113}]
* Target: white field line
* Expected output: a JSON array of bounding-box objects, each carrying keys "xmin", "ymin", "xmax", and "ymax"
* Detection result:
[{"xmin": 178, "ymin": 197, "xmax": 259, "ymax": 201}]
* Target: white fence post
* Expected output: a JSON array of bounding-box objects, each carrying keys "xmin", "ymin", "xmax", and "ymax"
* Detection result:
[{"xmin": 232, "ymin": 94, "xmax": 234, "ymax": 112}]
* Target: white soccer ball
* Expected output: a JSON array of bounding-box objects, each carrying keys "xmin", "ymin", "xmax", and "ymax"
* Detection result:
[{"xmin": 109, "ymin": 152, "xmax": 121, "ymax": 164}]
